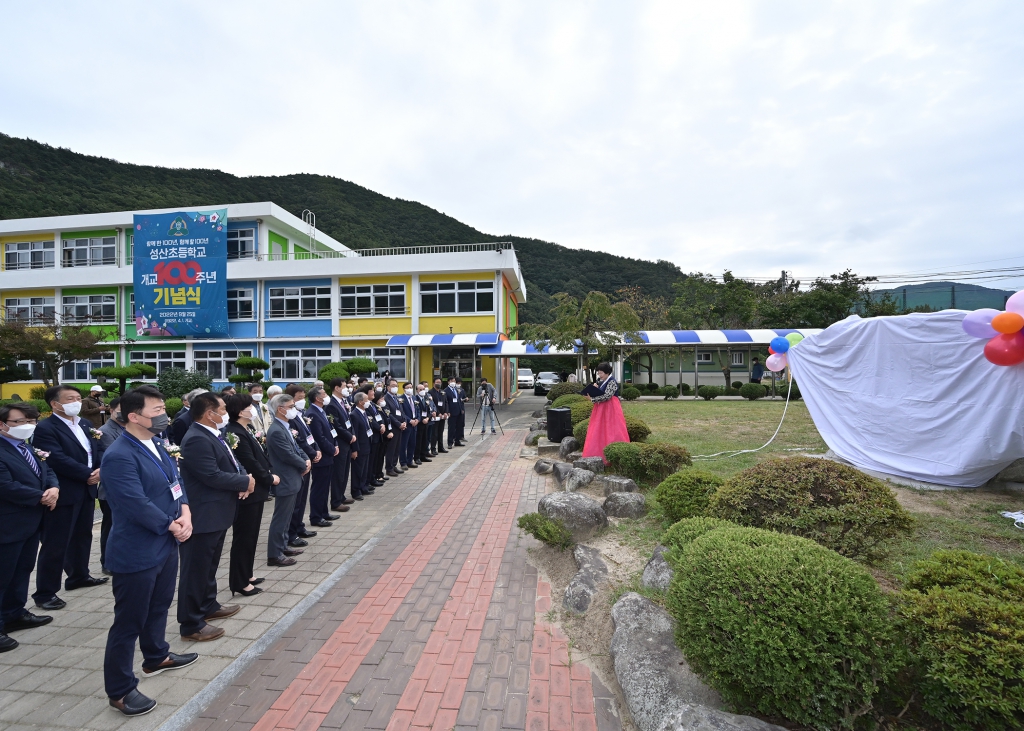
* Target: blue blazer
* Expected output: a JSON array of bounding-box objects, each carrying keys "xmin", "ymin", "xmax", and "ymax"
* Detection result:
[
  {"xmin": 0, "ymin": 437, "xmax": 59, "ymax": 544},
  {"xmin": 365, "ymin": 403, "xmax": 384, "ymax": 444},
  {"xmin": 177, "ymin": 423, "xmax": 250, "ymax": 534},
  {"xmin": 31, "ymin": 414, "xmax": 102, "ymax": 505},
  {"xmin": 306, "ymin": 406, "xmax": 336, "ymax": 467},
  {"xmin": 384, "ymin": 393, "xmax": 407, "ymax": 429},
  {"xmin": 325, "ymin": 398, "xmax": 354, "ymax": 444},
  {"xmin": 290, "ymin": 415, "xmax": 318, "ymax": 459},
  {"xmin": 169, "ymin": 407, "xmax": 192, "ymax": 446},
  {"xmin": 446, "ymin": 386, "xmax": 465, "ymax": 417},
  {"xmin": 350, "ymin": 408, "xmax": 373, "ymax": 454},
  {"xmin": 99, "ymin": 434, "xmax": 188, "ymax": 573}
]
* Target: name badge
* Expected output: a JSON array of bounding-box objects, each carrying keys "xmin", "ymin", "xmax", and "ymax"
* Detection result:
[
  {"xmin": 306, "ymin": 434, "xmax": 315, "ymax": 445},
  {"xmin": 170, "ymin": 480, "xmax": 183, "ymax": 500},
  {"xmin": 345, "ymin": 420, "xmax": 352, "ymax": 429},
  {"xmin": 366, "ymin": 428, "xmax": 373, "ymax": 437},
  {"xmin": 421, "ymin": 411, "xmax": 428, "ymax": 418},
  {"xmin": 431, "ymin": 416, "xmax": 439, "ymax": 422},
  {"xmin": 330, "ymin": 428, "xmax": 337, "ymax": 438},
  {"xmin": 375, "ymin": 415, "xmax": 382, "ymax": 422}
]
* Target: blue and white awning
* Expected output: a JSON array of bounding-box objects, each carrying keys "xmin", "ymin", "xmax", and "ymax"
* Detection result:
[
  {"xmin": 386, "ymin": 333, "xmax": 502, "ymax": 347},
  {"xmin": 621, "ymin": 329, "xmax": 822, "ymax": 345},
  {"xmin": 477, "ymin": 341, "xmax": 597, "ymax": 356}
]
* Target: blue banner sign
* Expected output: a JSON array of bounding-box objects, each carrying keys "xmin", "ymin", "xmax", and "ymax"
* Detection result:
[{"xmin": 132, "ymin": 209, "xmax": 229, "ymax": 337}]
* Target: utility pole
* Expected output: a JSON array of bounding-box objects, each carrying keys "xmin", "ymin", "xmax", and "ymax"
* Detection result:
[
  {"xmin": 780, "ymin": 270, "xmax": 787, "ymax": 289},
  {"xmin": 902, "ymin": 288, "xmax": 907, "ymax": 311},
  {"xmin": 951, "ymin": 285, "xmax": 956, "ymax": 309}
]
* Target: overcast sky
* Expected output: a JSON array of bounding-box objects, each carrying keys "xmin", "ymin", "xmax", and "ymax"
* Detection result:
[{"xmin": 3, "ymin": 1, "xmax": 1023, "ymax": 288}]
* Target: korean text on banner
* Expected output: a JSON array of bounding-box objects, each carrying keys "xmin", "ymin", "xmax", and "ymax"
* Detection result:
[{"xmin": 132, "ymin": 210, "xmax": 229, "ymax": 337}]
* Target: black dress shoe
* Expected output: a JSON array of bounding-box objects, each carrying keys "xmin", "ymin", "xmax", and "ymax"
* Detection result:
[
  {"xmin": 370, "ymin": 480, "xmax": 384, "ymax": 487},
  {"xmin": 267, "ymin": 556, "xmax": 297, "ymax": 567},
  {"xmin": 65, "ymin": 576, "xmax": 108, "ymax": 590},
  {"xmin": 386, "ymin": 470, "xmax": 399, "ymax": 477},
  {"xmin": 353, "ymin": 495, "xmax": 364, "ymax": 501},
  {"xmin": 454, "ymin": 441, "xmax": 465, "ymax": 447},
  {"xmin": 109, "ymin": 688, "xmax": 157, "ymax": 716},
  {"xmin": 142, "ymin": 651, "xmax": 199, "ymax": 677},
  {"xmin": 407, "ymin": 463, "xmax": 419, "ymax": 468},
  {"xmin": 35, "ymin": 597, "xmax": 66, "ymax": 611},
  {"xmin": 342, "ymin": 498, "xmax": 355, "ymax": 505},
  {"xmin": 297, "ymin": 529, "xmax": 318, "ymax": 538},
  {"xmin": 310, "ymin": 519, "xmax": 333, "ymax": 527},
  {"xmin": 437, "ymin": 448, "xmax": 448, "ymax": 453},
  {"xmin": 101, "ymin": 566, "xmax": 113, "ymax": 576},
  {"xmin": 231, "ymin": 586, "xmax": 263, "ymax": 597},
  {"xmin": 421, "ymin": 457, "xmax": 432, "ymax": 462},
  {"xmin": 0, "ymin": 633, "xmax": 17, "ymax": 653},
  {"xmin": 327, "ymin": 513, "xmax": 342, "ymax": 520},
  {"xmin": 288, "ymin": 538, "xmax": 309, "ymax": 548},
  {"xmin": 282, "ymin": 548, "xmax": 304, "ymax": 556},
  {"xmin": 4, "ymin": 613, "xmax": 52, "ymax": 632},
  {"xmin": 251, "ymin": 578, "xmax": 265, "ymax": 585}
]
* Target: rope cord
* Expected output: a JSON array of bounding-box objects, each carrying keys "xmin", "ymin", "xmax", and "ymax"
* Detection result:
[{"xmin": 691, "ymin": 382, "xmax": 793, "ymax": 461}]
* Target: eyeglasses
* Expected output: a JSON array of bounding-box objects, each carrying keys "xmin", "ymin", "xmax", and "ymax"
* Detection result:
[{"xmin": 5, "ymin": 418, "xmax": 37, "ymax": 426}]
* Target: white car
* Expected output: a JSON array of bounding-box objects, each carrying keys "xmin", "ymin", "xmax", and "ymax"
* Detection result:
[{"xmin": 517, "ymin": 368, "xmax": 535, "ymax": 389}]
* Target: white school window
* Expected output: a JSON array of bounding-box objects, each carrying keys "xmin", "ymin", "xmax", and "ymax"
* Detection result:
[
  {"xmin": 62, "ymin": 236, "xmax": 116, "ymax": 267},
  {"xmin": 62, "ymin": 352, "xmax": 115, "ymax": 381},
  {"xmin": 227, "ymin": 228, "xmax": 256, "ymax": 260},
  {"xmin": 62, "ymin": 294, "xmax": 116, "ymax": 323},
  {"xmin": 228, "ymin": 288, "xmax": 255, "ymax": 320},
  {"xmin": 270, "ymin": 348, "xmax": 332, "ymax": 380},
  {"xmin": 130, "ymin": 350, "xmax": 186, "ymax": 374},
  {"xmin": 193, "ymin": 349, "xmax": 253, "ymax": 380},
  {"xmin": 268, "ymin": 287, "xmax": 331, "ymax": 318},
  {"xmin": 731, "ymin": 352, "xmax": 744, "ymax": 366},
  {"xmin": 420, "ymin": 280, "xmax": 494, "ymax": 314},
  {"xmin": 4, "ymin": 297, "xmax": 55, "ymax": 325},
  {"xmin": 4, "ymin": 240, "xmax": 54, "ymax": 270},
  {"xmin": 339, "ymin": 284, "xmax": 406, "ymax": 316},
  {"xmin": 696, "ymin": 352, "xmax": 713, "ymax": 363}
]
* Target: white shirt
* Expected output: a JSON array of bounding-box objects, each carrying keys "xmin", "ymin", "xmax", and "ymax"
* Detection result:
[
  {"xmin": 139, "ymin": 438, "xmax": 159, "ymax": 456},
  {"xmin": 55, "ymin": 412, "xmax": 92, "ymax": 468}
]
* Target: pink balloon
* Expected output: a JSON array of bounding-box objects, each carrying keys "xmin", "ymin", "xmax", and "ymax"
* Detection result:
[
  {"xmin": 1006, "ymin": 290, "xmax": 1024, "ymax": 315},
  {"xmin": 766, "ymin": 353, "xmax": 788, "ymax": 372}
]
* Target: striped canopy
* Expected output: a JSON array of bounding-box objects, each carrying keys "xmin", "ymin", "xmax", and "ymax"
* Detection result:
[
  {"xmin": 477, "ymin": 329, "xmax": 822, "ymax": 356},
  {"xmin": 385, "ymin": 333, "xmax": 502, "ymax": 347}
]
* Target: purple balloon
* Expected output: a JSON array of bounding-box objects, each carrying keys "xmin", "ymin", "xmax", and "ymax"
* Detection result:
[{"xmin": 962, "ymin": 308, "xmax": 1000, "ymax": 339}]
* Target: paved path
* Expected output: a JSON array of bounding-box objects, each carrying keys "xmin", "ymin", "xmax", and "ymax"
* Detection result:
[{"xmin": 0, "ymin": 398, "xmax": 622, "ymax": 731}]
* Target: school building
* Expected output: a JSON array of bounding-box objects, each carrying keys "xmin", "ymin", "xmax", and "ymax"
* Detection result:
[{"xmin": 0, "ymin": 202, "xmax": 525, "ymax": 400}]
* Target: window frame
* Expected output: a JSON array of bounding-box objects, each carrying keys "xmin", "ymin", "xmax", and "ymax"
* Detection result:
[
  {"xmin": 227, "ymin": 288, "xmax": 255, "ymax": 320},
  {"xmin": 129, "ymin": 350, "xmax": 186, "ymax": 375},
  {"xmin": 192, "ymin": 349, "xmax": 253, "ymax": 380},
  {"xmin": 4, "ymin": 296, "xmax": 55, "ymax": 325},
  {"xmin": 62, "ymin": 236, "xmax": 117, "ymax": 268},
  {"xmin": 227, "ymin": 228, "xmax": 256, "ymax": 260},
  {"xmin": 339, "ymin": 283, "xmax": 407, "ymax": 317},
  {"xmin": 267, "ymin": 286, "xmax": 332, "ymax": 319},
  {"xmin": 4, "ymin": 240, "xmax": 55, "ymax": 271},
  {"xmin": 62, "ymin": 351, "xmax": 116, "ymax": 381},
  {"xmin": 730, "ymin": 351, "xmax": 744, "ymax": 366},
  {"xmin": 269, "ymin": 348, "xmax": 332, "ymax": 380},
  {"xmin": 61, "ymin": 294, "xmax": 117, "ymax": 324},
  {"xmin": 420, "ymin": 280, "xmax": 494, "ymax": 315},
  {"xmin": 695, "ymin": 351, "xmax": 714, "ymax": 364}
]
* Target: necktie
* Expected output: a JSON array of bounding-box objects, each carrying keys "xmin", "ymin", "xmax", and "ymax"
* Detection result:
[
  {"xmin": 217, "ymin": 433, "xmax": 241, "ymax": 472},
  {"xmin": 18, "ymin": 442, "xmax": 40, "ymax": 478}
]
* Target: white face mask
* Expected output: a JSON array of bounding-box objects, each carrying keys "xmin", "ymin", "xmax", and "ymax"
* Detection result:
[
  {"xmin": 341, "ymin": 388, "xmax": 350, "ymax": 397},
  {"xmin": 246, "ymin": 406, "xmax": 257, "ymax": 420},
  {"xmin": 251, "ymin": 393, "xmax": 262, "ymax": 402},
  {"xmin": 404, "ymin": 388, "xmax": 413, "ymax": 396},
  {"xmin": 217, "ymin": 412, "xmax": 230, "ymax": 428},
  {"xmin": 60, "ymin": 401, "xmax": 82, "ymax": 417},
  {"xmin": 5, "ymin": 423, "xmax": 36, "ymax": 441},
  {"xmin": 377, "ymin": 399, "xmax": 386, "ymax": 408},
  {"xmin": 285, "ymin": 407, "xmax": 299, "ymax": 420},
  {"xmin": 389, "ymin": 387, "xmax": 398, "ymax": 394},
  {"xmin": 294, "ymin": 399, "xmax": 306, "ymax": 410}
]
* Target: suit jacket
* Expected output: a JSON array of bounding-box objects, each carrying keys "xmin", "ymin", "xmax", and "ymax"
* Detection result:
[
  {"xmin": 249, "ymin": 400, "xmax": 270, "ymax": 434},
  {"xmin": 267, "ymin": 419, "xmax": 308, "ymax": 496},
  {"xmin": 350, "ymin": 407, "xmax": 372, "ymax": 454},
  {"xmin": 32, "ymin": 414, "xmax": 102, "ymax": 506},
  {"xmin": 290, "ymin": 414, "xmax": 318, "ymax": 459},
  {"xmin": 177, "ymin": 423, "xmax": 250, "ymax": 534},
  {"xmin": 169, "ymin": 407, "xmax": 192, "ymax": 446},
  {"xmin": 429, "ymin": 388, "xmax": 449, "ymax": 417},
  {"xmin": 99, "ymin": 434, "xmax": 187, "ymax": 573},
  {"xmin": 446, "ymin": 385, "xmax": 466, "ymax": 417},
  {"xmin": 366, "ymin": 402, "xmax": 385, "ymax": 444},
  {"xmin": 96, "ymin": 418, "xmax": 125, "ymax": 501},
  {"xmin": 325, "ymin": 397, "xmax": 354, "ymax": 445},
  {"xmin": 0, "ymin": 437, "xmax": 58, "ymax": 543},
  {"xmin": 398, "ymin": 394, "xmax": 416, "ymax": 422},
  {"xmin": 384, "ymin": 393, "xmax": 407, "ymax": 429},
  {"xmin": 306, "ymin": 405, "xmax": 336, "ymax": 467},
  {"xmin": 225, "ymin": 421, "xmax": 273, "ymax": 501}
]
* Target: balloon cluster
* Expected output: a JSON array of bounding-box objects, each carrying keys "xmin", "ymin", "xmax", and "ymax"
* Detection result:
[
  {"xmin": 962, "ymin": 291, "xmax": 1024, "ymax": 366},
  {"xmin": 766, "ymin": 333, "xmax": 804, "ymax": 372}
]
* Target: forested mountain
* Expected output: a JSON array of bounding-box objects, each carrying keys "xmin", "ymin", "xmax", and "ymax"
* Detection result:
[{"xmin": 0, "ymin": 133, "xmax": 683, "ymax": 324}]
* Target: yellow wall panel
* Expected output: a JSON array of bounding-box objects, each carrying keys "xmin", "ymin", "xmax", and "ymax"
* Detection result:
[
  {"xmin": 337, "ymin": 317, "xmax": 412, "ymax": 337},
  {"xmin": 1, "ymin": 382, "xmax": 45, "ymax": 399},
  {"xmin": 418, "ymin": 315, "xmax": 496, "ymax": 334},
  {"xmin": 420, "ymin": 272, "xmax": 494, "ymax": 283},
  {"xmin": 0, "ymin": 288, "xmax": 56, "ymax": 301},
  {"xmin": 337, "ymin": 275, "xmax": 413, "ymax": 287},
  {"xmin": 418, "ymin": 347, "xmax": 434, "ymax": 383},
  {"xmin": 0, "ymin": 234, "xmax": 55, "ymax": 244}
]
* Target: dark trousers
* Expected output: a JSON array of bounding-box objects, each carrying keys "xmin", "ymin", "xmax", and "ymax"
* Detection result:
[
  {"xmin": 431, "ymin": 420, "xmax": 445, "ymax": 452},
  {"xmin": 331, "ymin": 444, "xmax": 352, "ymax": 503},
  {"xmin": 33, "ymin": 498, "xmax": 94, "ymax": 603},
  {"xmin": 401, "ymin": 425, "xmax": 417, "ymax": 465},
  {"xmin": 309, "ymin": 463, "xmax": 333, "ymax": 522},
  {"xmin": 177, "ymin": 530, "xmax": 226, "ymax": 636},
  {"xmin": 99, "ymin": 499, "xmax": 112, "ymax": 570},
  {"xmin": 371, "ymin": 439, "xmax": 385, "ymax": 479},
  {"xmin": 229, "ymin": 499, "xmax": 265, "ymax": 593},
  {"xmin": 385, "ymin": 431, "xmax": 401, "ymax": 471},
  {"xmin": 104, "ymin": 549, "xmax": 176, "ymax": 699},
  {"xmin": 352, "ymin": 451, "xmax": 370, "ymax": 495},
  {"xmin": 0, "ymin": 531, "xmax": 40, "ymax": 633},
  {"xmin": 288, "ymin": 473, "xmax": 310, "ymax": 541},
  {"xmin": 416, "ymin": 422, "xmax": 431, "ymax": 460},
  {"xmin": 448, "ymin": 413, "xmax": 464, "ymax": 446}
]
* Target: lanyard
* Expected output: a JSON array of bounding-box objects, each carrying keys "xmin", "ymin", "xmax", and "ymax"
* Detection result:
[{"xmin": 124, "ymin": 433, "xmax": 178, "ymax": 485}]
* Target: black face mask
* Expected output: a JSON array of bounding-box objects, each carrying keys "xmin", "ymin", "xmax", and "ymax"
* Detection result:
[{"xmin": 142, "ymin": 413, "xmax": 169, "ymax": 435}]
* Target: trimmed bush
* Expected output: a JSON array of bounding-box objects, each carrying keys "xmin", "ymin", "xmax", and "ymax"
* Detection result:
[
  {"xmin": 317, "ymin": 362, "xmax": 350, "ymax": 383},
  {"xmin": 898, "ymin": 551, "xmax": 1024, "ymax": 730},
  {"xmin": 29, "ymin": 386, "xmax": 47, "ymax": 400},
  {"xmin": 547, "ymin": 382, "xmax": 584, "ymax": 402},
  {"xmin": 644, "ymin": 382, "xmax": 659, "ymax": 393},
  {"xmin": 164, "ymin": 397, "xmax": 184, "ymax": 419},
  {"xmin": 551, "ymin": 393, "xmax": 588, "ymax": 409},
  {"xmin": 517, "ymin": 513, "xmax": 574, "ymax": 551},
  {"xmin": 679, "ymin": 382, "xmax": 691, "ymax": 394},
  {"xmin": 654, "ymin": 469, "xmax": 725, "ymax": 523},
  {"xmin": 775, "ymin": 381, "xmax": 802, "ymax": 400},
  {"xmin": 738, "ymin": 383, "xmax": 767, "ymax": 400},
  {"xmin": 723, "ymin": 387, "xmax": 740, "ymax": 396},
  {"xmin": 697, "ymin": 385, "xmax": 722, "ymax": 400},
  {"xmin": 568, "ymin": 400, "xmax": 593, "ymax": 426},
  {"xmin": 604, "ymin": 442, "xmax": 691, "ymax": 485},
  {"xmin": 659, "ymin": 385, "xmax": 679, "ymax": 399},
  {"xmin": 661, "ymin": 516, "xmax": 735, "ymax": 560},
  {"xmin": 709, "ymin": 457, "xmax": 913, "ymax": 561},
  {"xmin": 731, "ymin": 381, "xmax": 743, "ymax": 389},
  {"xmin": 573, "ymin": 414, "xmax": 651, "ymax": 445},
  {"xmin": 621, "ymin": 386, "xmax": 641, "ymax": 401},
  {"xmin": 156, "ymin": 367, "xmax": 213, "ymax": 399},
  {"xmin": 343, "ymin": 357, "xmax": 379, "ymax": 376},
  {"xmin": 668, "ymin": 525, "xmax": 899, "ymax": 730}
]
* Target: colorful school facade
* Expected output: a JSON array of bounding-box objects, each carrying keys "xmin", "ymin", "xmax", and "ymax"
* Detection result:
[{"xmin": 0, "ymin": 202, "xmax": 525, "ymax": 400}]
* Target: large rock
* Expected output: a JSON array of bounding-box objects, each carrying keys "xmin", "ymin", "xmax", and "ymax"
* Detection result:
[
  {"xmin": 532, "ymin": 410, "xmax": 545, "ymax": 418},
  {"xmin": 565, "ymin": 467, "xmax": 595, "ymax": 493},
  {"xmin": 573, "ymin": 456, "xmax": 605, "ymax": 474},
  {"xmin": 559, "ymin": 436, "xmax": 579, "ymax": 460},
  {"xmin": 525, "ymin": 432, "xmax": 542, "ymax": 447},
  {"xmin": 563, "ymin": 545, "xmax": 608, "ymax": 613},
  {"xmin": 593, "ymin": 474, "xmax": 640, "ymax": 496},
  {"xmin": 529, "ymin": 423, "xmax": 545, "ymax": 432},
  {"xmin": 537, "ymin": 439, "xmax": 561, "ymax": 458},
  {"xmin": 538, "ymin": 492, "xmax": 608, "ymax": 539},
  {"xmin": 552, "ymin": 461, "xmax": 573, "ymax": 487},
  {"xmin": 604, "ymin": 492, "xmax": 647, "ymax": 518},
  {"xmin": 567, "ymin": 450, "xmax": 584, "ymax": 462},
  {"xmin": 534, "ymin": 459, "xmax": 554, "ymax": 475},
  {"xmin": 657, "ymin": 706, "xmax": 787, "ymax": 731},
  {"xmin": 642, "ymin": 546, "xmax": 673, "ymax": 590},
  {"xmin": 610, "ymin": 592, "xmax": 722, "ymax": 731}
]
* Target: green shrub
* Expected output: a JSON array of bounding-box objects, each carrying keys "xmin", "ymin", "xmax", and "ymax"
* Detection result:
[
  {"xmin": 738, "ymin": 383, "xmax": 766, "ymax": 400},
  {"xmin": 723, "ymin": 387, "xmax": 740, "ymax": 396},
  {"xmin": 605, "ymin": 442, "xmax": 692, "ymax": 484},
  {"xmin": 575, "ymin": 414, "xmax": 651, "ymax": 445},
  {"xmin": 29, "ymin": 386, "xmax": 47, "ymax": 400},
  {"xmin": 731, "ymin": 381, "xmax": 743, "ymax": 389},
  {"xmin": 660, "ymin": 516, "xmax": 735, "ymax": 561},
  {"xmin": 659, "ymin": 385, "xmax": 679, "ymax": 399},
  {"xmin": 646, "ymin": 382, "xmax": 661, "ymax": 393},
  {"xmin": 775, "ymin": 381, "xmax": 802, "ymax": 400},
  {"xmin": 654, "ymin": 469, "xmax": 725, "ymax": 523},
  {"xmin": 709, "ymin": 457, "xmax": 913, "ymax": 562},
  {"xmin": 0, "ymin": 398, "xmax": 50, "ymax": 414},
  {"xmin": 568, "ymin": 400, "xmax": 593, "ymax": 426},
  {"xmin": 621, "ymin": 386, "xmax": 641, "ymax": 401},
  {"xmin": 156, "ymin": 368, "xmax": 213, "ymax": 399},
  {"xmin": 517, "ymin": 513, "xmax": 574, "ymax": 551},
  {"xmin": 668, "ymin": 525, "xmax": 898, "ymax": 730},
  {"xmin": 897, "ymin": 551, "xmax": 1024, "ymax": 730},
  {"xmin": 343, "ymin": 357, "xmax": 379, "ymax": 376},
  {"xmin": 697, "ymin": 385, "xmax": 722, "ymax": 400},
  {"xmin": 551, "ymin": 393, "xmax": 588, "ymax": 408},
  {"xmin": 547, "ymin": 382, "xmax": 584, "ymax": 402},
  {"xmin": 318, "ymin": 362, "xmax": 350, "ymax": 383},
  {"xmin": 164, "ymin": 397, "xmax": 183, "ymax": 419},
  {"xmin": 679, "ymin": 382, "xmax": 691, "ymax": 394}
]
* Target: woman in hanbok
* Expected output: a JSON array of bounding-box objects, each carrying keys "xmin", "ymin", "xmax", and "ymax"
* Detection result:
[{"xmin": 582, "ymin": 362, "xmax": 630, "ymax": 463}]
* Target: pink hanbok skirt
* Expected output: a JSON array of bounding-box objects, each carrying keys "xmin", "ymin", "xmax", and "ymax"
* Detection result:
[{"xmin": 582, "ymin": 397, "xmax": 630, "ymax": 463}]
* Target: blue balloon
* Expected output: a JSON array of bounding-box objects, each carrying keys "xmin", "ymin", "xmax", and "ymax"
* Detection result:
[{"xmin": 770, "ymin": 337, "xmax": 790, "ymax": 354}]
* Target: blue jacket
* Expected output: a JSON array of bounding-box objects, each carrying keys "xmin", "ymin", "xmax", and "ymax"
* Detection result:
[
  {"xmin": 177, "ymin": 423, "xmax": 250, "ymax": 534},
  {"xmin": 384, "ymin": 393, "xmax": 407, "ymax": 430},
  {"xmin": 398, "ymin": 394, "xmax": 416, "ymax": 421},
  {"xmin": 0, "ymin": 436, "xmax": 59, "ymax": 544},
  {"xmin": 290, "ymin": 414, "xmax": 318, "ymax": 459},
  {"xmin": 306, "ymin": 405, "xmax": 336, "ymax": 467},
  {"xmin": 31, "ymin": 414, "xmax": 102, "ymax": 505},
  {"xmin": 446, "ymin": 385, "xmax": 465, "ymax": 416},
  {"xmin": 325, "ymin": 397, "xmax": 354, "ymax": 445},
  {"xmin": 100, "ymin": 434, "xmax": 188, "ymax": 573},
  {"xmin": 350, "ymin": 407, "xmax": 373, "ymax": 455}
]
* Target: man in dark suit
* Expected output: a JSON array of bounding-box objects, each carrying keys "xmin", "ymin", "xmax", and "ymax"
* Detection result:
[
  {"xmin": 0, "ymin": 403, "xmax": 59, "ymax": 653},
  {"xmin": 325, "ymin": 378, "xmax": 357, "ymax": 506},
  {"xmin": 31, "ymin": 385, "xmax": 107, "ymax": 611},
  {"xmin": 428, "ymin": 378, "xmax": 449, "ymax": 455},
  {"xmin": 168, "ymin": 388, "xmax": 206, "ymax": 446},
  {"xmin": 415, "ymin": 383, "xmax": 434, "ymax": 464},
  {"xmin": 266, "ymin": 393, "xmax": 310, "ymax": 567},
  {"xmin": 100, "ymin": 386, "xmax": 198, "ymax": 716},
  {"xmin": 306, "ymin": 387, "xmax": 344, "ymax": 526},
  {"xmin": 284, "ymin": 385, "xmax": 319, "ymax": 547},
  {"xmin": 445, "ymin": 377, "xmax": 466, "ymax": 448},
  {"xmin": 398, "ymin": 383, "xmax": 419, "ymax": 469},
  {"xmin": 176, "ymin": 392, "xmax": 253, "ymax": 642},
  {"xmin": 383, "ymin": 380, "xmax": 407, "ymax": 475},
  {"xmin": 349, "ymin": 393, "xmax": 373, "ymax": 499},
  {"xmin": 365, "ymin": 391, "xmax": 387, "ymax": 488}
]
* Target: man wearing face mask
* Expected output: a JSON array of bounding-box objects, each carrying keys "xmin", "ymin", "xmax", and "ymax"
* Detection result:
[
  {"xmin": 428, "ymin": 378, "xmax": 449, "ymax": 455},
  {"xmin": 398, "ymin": 383, "xmax": 419, "ymax": 469},
  {"xmin": 383, "ymin": 379, "xmax": 407, "ymax": 475},
  {"xmin": 415, "ymin": 383, "xmax": 434, "ymax": 464},
  {"xmin": 31, "ymin": 385, "xmax": 107, "ymax": 611},
  {"xmin": 325, "ymin": 378, "xmax": 358, "ymax": 507},
  {"xmin": 362, "ymin": 387, "xmax": 385, "ymax": 490},
  {"xmin": 284, "ymin": 385, "xmax": 320, "ymax": 547},
  {"xmin": 266, "ymin": 393, "xmax": 311, "ymax": 567},
  {"xmin": 99, "ymin": 386, "xmax": 197, "ymax": 716},
  {"xmin": 0, "ymin": 403, "xmax": 59, "ymax": 654},
  {"xmin": 97, "ymin": 397, "xmax": 126, "ymax": 576},
  {"xmin": 247, "ymin": 384, "xmax": 269, "ymax": 433},
  {"xmin": 176, "ymin": 392, "xmax": 254, "ymax": 642},
  {"xmin": 348, "ymin": 392, "xmax": 373, "ymax": 498},
  {"xmin": 306, "ymin": 386, "xmax": 345, "ymax": 527}
]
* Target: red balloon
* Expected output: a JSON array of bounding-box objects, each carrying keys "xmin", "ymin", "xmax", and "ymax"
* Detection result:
[
  {"xmin": 768, "ymin": 347, "xmax": 776, "ymax": 355},
  {"xmin": 984, "ymin": 333, "xmax": 1024, "ymax": 366}
]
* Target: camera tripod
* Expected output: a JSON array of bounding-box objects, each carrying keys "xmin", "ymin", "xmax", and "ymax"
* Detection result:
[{"xmin": 469, "ymin": 398, "xmax": 505, "ymax": 436}]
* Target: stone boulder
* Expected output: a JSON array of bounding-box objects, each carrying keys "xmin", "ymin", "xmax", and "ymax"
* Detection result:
[
  {"xmin": 564, "ymin": 467, "xmax": 595, "ymax": 493},
  {"xmin": 604, "ymin": 492, "xmax": 647, "ymax": 518},
  {"xmin": 567, "ymin": 450, "xmax": 584, "ymax": 462},
  {"xmin": 552, "ymin": 462, "xmax": 573, "ymax": 487},
  {"xmin": 538, "ymin": 492, "xmax": 608, "ymax": 539},
  {"xmin": 657, "ymin": 706, "xmax": 787, "ymax": 731},
  {"xmin": 611, "ymin": 592, "xmax": 722, "ymax": 731},
  {"xmin": 529, "ymin": 423, "xmax": 545, "ymax": 432},
  {"xmin": 534, "ymin": 459, "xmax": 554, "ymax": 475},
  {"xmin": 593, "ymin": 474, "xmax": 640, "ymax": 497},
  {"xmin": 525, "ymin": 432, "xmax": 542, "ymax": 446},
  {"xmin": 559, "ymin": 436, "xmax": 579, "ymax": 460},
  {"xmin": 535, "ymin": 418, "xmax": 548, "ymax": 430},
  {"xmin": 573, "ymin": 456, "xmax": 605, "ymax": 474},
  {"xmin": 532, "ymin": 410, "xmax": 545, "ymax": 418},
  {"xmin": 537, "ymin": 439, "xmax": 561, "ymax": 458},
  {"xmin": 995, "ymin": 457, "xmax": 1024, "ymax": 483},
  {"xmin": 563, "ymin": 545, "xmax": 608, "ymax": 614},
  {"xmin": 642, "ymin": 546, "xmax": 673, "ymax": 591}
]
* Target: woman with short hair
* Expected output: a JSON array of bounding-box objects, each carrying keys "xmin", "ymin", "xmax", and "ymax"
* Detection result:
[{"xmin": 582, "ymin": 362, "xmax": 630, "ymax": 463}]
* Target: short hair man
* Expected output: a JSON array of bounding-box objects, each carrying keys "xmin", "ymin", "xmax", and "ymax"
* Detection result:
[
  {"xmin": 283, "ymin": 385, "xmax": 319, "ymax": 545},
  {"xmin": 169, "ymin": 388, "xmax": 208, "ymax": 446},
  {"xmin": 265, "ymin": 394, "xmax": 310, "ymax": 566},
  {"xmin": 476, "ymin": 377, "xmax": 497, "ymax": 435}
]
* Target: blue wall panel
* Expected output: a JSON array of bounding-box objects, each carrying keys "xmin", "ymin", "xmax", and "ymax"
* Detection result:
[{"xmin": 264, "ymin": 319, "xmax": 332, "ymax": 337}]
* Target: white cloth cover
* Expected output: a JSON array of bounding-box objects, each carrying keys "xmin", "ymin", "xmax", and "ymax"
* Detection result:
[{"xmin": 787, "ymin": 311, "xmax": 1024, "ymax": 487}]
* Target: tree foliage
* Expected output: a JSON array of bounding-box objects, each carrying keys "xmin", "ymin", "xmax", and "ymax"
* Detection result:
[
  {"xmin": 0, "ymin": 318, "xmax": 108, "ymax": 386},
  {"xmin": 91, "ymin": 364, "xmax": 157, "ymax": 395}
]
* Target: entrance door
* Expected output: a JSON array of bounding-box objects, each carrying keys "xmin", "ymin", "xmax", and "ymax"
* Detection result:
[{"xmin": 433, "ymin": 347, "xmax": 479, "ymax": 402}]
